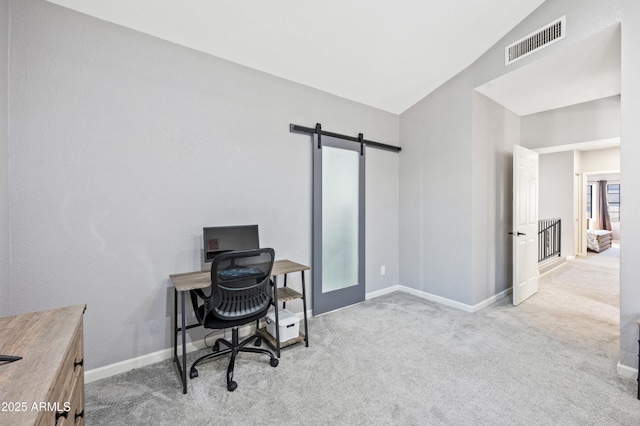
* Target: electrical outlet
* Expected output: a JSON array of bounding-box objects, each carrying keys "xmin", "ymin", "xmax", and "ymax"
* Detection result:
[{"xmin": 380, "ymin": 265, "xmax": 386, "ymax": 276}]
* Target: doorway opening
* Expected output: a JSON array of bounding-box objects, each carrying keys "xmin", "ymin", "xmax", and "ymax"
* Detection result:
[{"xmin": 473, "ymin": 23, "xmax": 621, "ymax": 352}]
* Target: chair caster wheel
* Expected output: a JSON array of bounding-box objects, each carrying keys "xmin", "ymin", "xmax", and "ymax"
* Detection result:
[
  {"xmin": 270, "ymin": 358, "xmax": 279, "ymax": 367},
  {"xmin": 227, "ymin": 381, "xmax": 238, "ymax": 392},
  {"xmin": 212, "ymin": 343, "xmax": 219, "ymax": 352},
  {"xmin": 255, "ymin": 337, "xmax": 262, "ymax": 347},
  {"xmin": 189, "ymin": 368, "xmax": 199, "ymax": 379}
]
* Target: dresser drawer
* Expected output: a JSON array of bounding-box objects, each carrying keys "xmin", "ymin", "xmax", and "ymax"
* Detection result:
[
  {"xmin": 52, "ymin": 376, "xmax": 84, "ymax": 426},
  {"xmin": 0, "ymin": 305, "xmax": 86, "ymax": 426},
  {"xmin": 37, "ymin": 321, "xmax": 84, "ymax": 426},
  {"xmin": 65, "ymin": 326, "xmax": 85, "ymax": 426}
]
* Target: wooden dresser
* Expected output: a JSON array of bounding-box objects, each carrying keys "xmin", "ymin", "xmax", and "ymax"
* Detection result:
[{"xmin": 0, "ymin": 304, "xmax": 86, "ymax": 425}]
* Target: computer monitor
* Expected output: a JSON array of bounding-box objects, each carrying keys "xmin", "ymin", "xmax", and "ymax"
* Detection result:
[{"xmin": 203, "ymin": 225, "xmax": 260, "ymax": 263}]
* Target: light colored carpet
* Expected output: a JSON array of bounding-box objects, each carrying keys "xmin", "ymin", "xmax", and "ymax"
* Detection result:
[{"xmin": 85, "ymin": 252, "xmax": 640, "ymax": 425}]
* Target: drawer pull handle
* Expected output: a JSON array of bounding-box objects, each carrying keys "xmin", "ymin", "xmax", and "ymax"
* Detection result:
[
  {"xmin": 74, "ymin": 358, "xmax": 84, "ymax": 369},
  {"xmin": 55, "ymin": 410, "xmax": 68, "ymax": 424},
  {"xmin": 75, "ymin": 409, "xmax": 85, "ymax": 420}
]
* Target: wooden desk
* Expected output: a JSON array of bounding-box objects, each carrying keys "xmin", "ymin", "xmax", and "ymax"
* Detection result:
[
  {"xmin": 0, "ymin": 305, "xmax": 86, "ymax": 425},
  {"xmin": 169, "ymin": 259, "xmax": 309, "ymax": 394}
]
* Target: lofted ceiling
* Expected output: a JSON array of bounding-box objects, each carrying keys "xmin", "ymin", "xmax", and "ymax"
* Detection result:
[
  {"xmin": 477, "ymin": 24, "xmax": 621, "ymax": 116},
  {"xmin": 45, "ymin": 0, "xmax": 548, "ymax": 114}
]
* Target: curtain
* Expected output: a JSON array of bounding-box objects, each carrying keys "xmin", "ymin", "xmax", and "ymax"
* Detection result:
[{"xmin": 598, "ymin": 180, "xmax": 612, "ymax": 231}]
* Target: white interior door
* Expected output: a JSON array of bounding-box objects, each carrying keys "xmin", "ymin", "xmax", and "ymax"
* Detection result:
[{"xmin": 512, "ymin": 145, "xmax": 539, "ymax": 305}]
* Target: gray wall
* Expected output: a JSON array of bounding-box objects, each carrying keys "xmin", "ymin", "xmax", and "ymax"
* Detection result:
[
  {"xmin": 538, "ymin": 151, "xmax": 575, "ymax": 257},
  {"xmin": 521, "ymin": 96, "xmax": 620, "ymax": 149},
  {"xmin": 399, "ymin": 70, "xmax": 474, "ymax": 304},
  {"xmin": 620, "ymin": 0, "xmax": 640, "ymax": 370},
  {"xmin": 365, "ymin": 147, "xmax": 400, "ymax": 294},
  {"xmin": 471, "ymin": 93, "xmax": 519, "ymax": 304},
  {"xmin": 8, "ymin": 0, "xmax": 399, "ymax": 369},
  {"xmin": 400, "ymin": 0, "xmax": 640, "ymax": 369},
  {"xmin": 0, "ymin": 0, "xmax": 9, "ymax": 317}
]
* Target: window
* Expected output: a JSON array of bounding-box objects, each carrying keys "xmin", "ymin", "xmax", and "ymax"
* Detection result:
[
  {"xmin": 586, "ymin": 184, "xmax": 592, "ymax": 219},
  {"xmin": 607, "ymin": 183, "xmax": 620, "ymax": 222}
]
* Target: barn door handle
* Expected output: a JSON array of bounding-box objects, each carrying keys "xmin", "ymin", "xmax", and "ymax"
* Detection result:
[{"xmin": 508, "ymin": 232, "xmax": 526, "ymax": 236}]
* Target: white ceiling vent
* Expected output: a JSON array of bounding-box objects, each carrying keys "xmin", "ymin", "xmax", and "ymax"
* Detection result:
[{"xmin": 505, "ymin": 16, "xmax": 566, "ymax": 65}]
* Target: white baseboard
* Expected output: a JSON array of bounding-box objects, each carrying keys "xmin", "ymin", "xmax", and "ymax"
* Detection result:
[
  {"xmin": 470, "ymin": 288, "xmax": 512, "ymax": 312},
  {"xmin": 86, "ymin": 342, "xmax": 199, "ymax": 384},
  {"xmin": 398, "ymin": 286, "xmax": 476, "ymax": 312},
  {"xmin": 617, "ymin": 362, "xmax": 639, "ymax": 380},
  {"xmin": 367, "ymin": 285, "xmax": 512, "ymax": 314},
  {"xmin": 85, "ymin": 323, "xmax": 253, "ymax": 384},
  {"xmin": 85, "ymin": 310, "xmax": 312, "ymax": 384},
  {"xmin": 365, "ymin": 285, "xmax": 402, "ymax": 300}
]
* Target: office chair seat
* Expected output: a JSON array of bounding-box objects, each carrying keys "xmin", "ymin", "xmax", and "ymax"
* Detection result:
[{"xmin": 189, "ymin": 248, "xmax": 278, "ymax": 391}]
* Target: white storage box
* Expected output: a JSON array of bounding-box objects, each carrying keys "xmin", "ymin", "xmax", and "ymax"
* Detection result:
[{"xmin": 266, "ymin": 309, "xmax": 300, "ymax": 342}]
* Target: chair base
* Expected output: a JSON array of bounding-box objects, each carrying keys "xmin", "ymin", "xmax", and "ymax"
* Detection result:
[{"xmin": 190, "ymin": 327, "xmax": 278, "ymax": 391}]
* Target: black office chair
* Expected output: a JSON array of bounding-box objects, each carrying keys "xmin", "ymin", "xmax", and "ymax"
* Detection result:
[{"xmin": 189, "ymin": 248, "xmax": 279, "ymax": 391}]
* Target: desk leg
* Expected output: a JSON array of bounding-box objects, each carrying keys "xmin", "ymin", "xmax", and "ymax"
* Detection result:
[
  {"xmin": 273, "ymin": 276, "xmax": 281, "ymax": 358},
  {"xmin": 173, "ymin": 289, "xmax": 188, "ymax": 394},
  {"xmin": 173, "ymin": 289, "xmax": 177, "ymax": 363},
  {"xmin": 282, "ymin": 274, "xmax": 288, "ymax": 309},
  {"xmin": 301, "ymin": 270, "xmax": 309, "ymax": 347},
  {"xmin": 180, "ymin": 291, "xmax": 187, "ymax": 393}
]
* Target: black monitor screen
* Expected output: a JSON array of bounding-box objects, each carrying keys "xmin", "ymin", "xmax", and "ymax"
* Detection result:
[{"xmin": 203, "ymin": 225, "xmax": 260, "ymax": 262}]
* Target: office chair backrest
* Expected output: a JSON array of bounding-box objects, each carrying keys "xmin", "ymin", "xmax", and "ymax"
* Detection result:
[{"xmin": 196, "ymin": 248, "xmax": 275, "ymax": 323}]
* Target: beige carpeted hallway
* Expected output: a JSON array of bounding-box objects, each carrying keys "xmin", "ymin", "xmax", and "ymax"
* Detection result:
[{"xmin": 522, "ymin": 244, "xmax": 620, "ymax": 359}]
